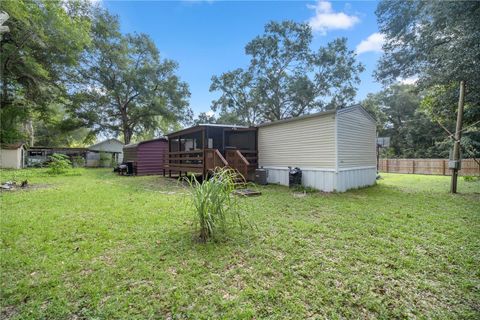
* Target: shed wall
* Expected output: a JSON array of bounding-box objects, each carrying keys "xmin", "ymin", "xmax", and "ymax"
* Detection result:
[
  {"xmin": 0, "ymin": 148, "xmax": 23, "ymax": 169},
  {"xmin": 258, "ymin": 114, "xmax": 336, "ymax": 169},
  {"xmin": 136, "ymin": 140, "xmax": 168, "ymax": 175},
  {"xmin": 337, "ymin": 108, "xmax": 377, "ymax": 169},
  {"xmin": 123, "ymin": 147, "xmax": 137, "ymax": 163}
]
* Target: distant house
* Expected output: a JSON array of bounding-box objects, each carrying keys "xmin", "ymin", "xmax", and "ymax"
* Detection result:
[
  {"xmin": 0, "ymin": 143, "xmax": 26, "ymax": 169},
  {"xmin": 87, "ymin": 138, "xmax": 124, "ymax": 167},
  {"xmin": 257, "ymin": 105, "xmax": 377, "ymax": 192}
]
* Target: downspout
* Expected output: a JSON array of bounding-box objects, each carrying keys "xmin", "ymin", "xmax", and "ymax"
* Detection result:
[
  {"xmin": 334, "ymin": 112, "xmax": 339, "ymax": 174},
  {"xmin": 334, "ymin": 111, "xmax": 339, "ymax": 191}
]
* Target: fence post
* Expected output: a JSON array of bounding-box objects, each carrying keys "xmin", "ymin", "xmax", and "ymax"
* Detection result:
[
  {"xmin": 386, "ymin": 159, "xmax": 389, "ymax": 173},
  {"xmin": 412, "ymin": 160, "xmax": 415, "ymax": 174},
  {"xmin": 442, "ymin": 160, "xmax": 446, "ymax": 176}
]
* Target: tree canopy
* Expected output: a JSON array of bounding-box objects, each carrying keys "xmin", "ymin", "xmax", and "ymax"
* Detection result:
[
  {"xmin": 376, "ymin": 1, "xmax": 480, "ymax": 88},
  {"xmin": 210, "ymin": 21, "xmax": 364, "ymax": 125},
  {"xmin": 375, "ymin": 0, "xmax": 480, "ymax": 158},
  {"xmin": 70, "ymin": 10, "xmax": 192, "ymax": 144},
  {"xmin": 0, "ymin": 0, "xmax": 91, "ymax": 144},
  {"xmin": 362, "ymin": 84, "xmax": 448, "ymax": 158}
]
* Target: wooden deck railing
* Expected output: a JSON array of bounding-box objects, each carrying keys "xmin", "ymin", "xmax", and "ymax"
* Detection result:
[
  {"xmin": 166, "ymin": 150, "xmax": 204, "ymax": 173},
  {"xmin": 204, "ymin": 149, "xmax": 228, "ymax": 171},
  {"xmin": 236, "ymin": 150, "xmax": 258, "ymax": 166},
  {"xmin": 225, "ymin": 150, "xmax": 248, "ymax": 179},
  {"xmin": 226, "ymin": 149, "xmax": 257, "ymax": 181},
  {"xmin": 165, "ymin": 149, "xmax": 258, "ymax": 180}
]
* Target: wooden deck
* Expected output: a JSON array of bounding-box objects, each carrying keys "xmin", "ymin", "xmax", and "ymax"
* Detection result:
[{"xmin": 164, "ymin": 149, "xmax": 258, "ymax": 181}]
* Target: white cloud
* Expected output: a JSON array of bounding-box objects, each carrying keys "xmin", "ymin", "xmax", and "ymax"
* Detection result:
[
  {"xmin": 205, "ymin": 110, "xmax": 215, "ymax": 117},
  {"xmin": 355, "ymin": 32, "xmax": 385, "ymax": 54},
  {"xmin": 307, "ymin": 1, "xmax": 360, "ymax": 35}
]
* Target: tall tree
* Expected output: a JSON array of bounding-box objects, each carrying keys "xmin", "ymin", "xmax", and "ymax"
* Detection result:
[
  {"xmin": 71, "ymin": 11, "xmax": 192, "ymax": 144},
  {"xmin": 210, "ymin": 69, "xmax": 261, "ymax": 126},
  {"xmin": 375, "ymin": 0, "xmax": 480, "ymax": 158},
  {"xmin": 210, "ymin": 21, "xmax": 364, "ymax": 124},
  {"xmin": 33, "ymin": 104, "xmax": 94, "ymax": 147},
  {"xmin": 193, "ymin": 112, "xmax": 217, "ymax": 126},
  {"xmin": 362, "ymin": 84, "xmax": 449, "ymax": 158},
  {"xmin": 0, "ymin": 0, "xmax": 91, "ymax": 143}
]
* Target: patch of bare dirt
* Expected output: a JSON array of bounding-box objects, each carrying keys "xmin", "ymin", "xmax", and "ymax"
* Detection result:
[
  {"xmin": 1, "ymin": 305, "xmax": 18, "ymax": 320},
  {"xmin": 0, "ymin": 182, "xmax": 51, "ymax": 193}
]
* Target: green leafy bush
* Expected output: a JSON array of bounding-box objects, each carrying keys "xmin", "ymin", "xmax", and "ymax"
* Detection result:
[
  {"xmin": 187, "ymin": 168, "xmax": 245, "ymax": 242},
  {"xmin": 71, "ymin": 156, "xmax": 85, "ymax": 168},
  {"xmin": 47, "ymin": 153, "xmax": 72, "ymax": 175},
  {"xmin": 99, "ymin": 151, "xmax": 112, "ymax": 167}
]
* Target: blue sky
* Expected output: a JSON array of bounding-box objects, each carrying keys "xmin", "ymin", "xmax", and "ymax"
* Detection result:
[{"xmin": 103, "ymin": 0, "xmax": 384, "ymax": 117}]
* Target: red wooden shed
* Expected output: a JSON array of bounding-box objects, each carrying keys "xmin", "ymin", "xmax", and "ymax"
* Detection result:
[{"xmin": 122, "ymin": 138, "xmax": 168, "ymax": 176}]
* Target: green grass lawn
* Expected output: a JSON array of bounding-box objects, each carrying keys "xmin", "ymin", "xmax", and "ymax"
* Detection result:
[{"xmin": 1, "ymin": 169, "xmax": 479, "ymax": 319}]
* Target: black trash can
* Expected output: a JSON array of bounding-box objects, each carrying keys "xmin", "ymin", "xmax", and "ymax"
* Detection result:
[
  {"xmin": 288, "ymin": 167, "xmax": 302, "ymax": 188},
  {"xmin": 126, "ymin": 162, "xmax": 134, "ymax": 175}
]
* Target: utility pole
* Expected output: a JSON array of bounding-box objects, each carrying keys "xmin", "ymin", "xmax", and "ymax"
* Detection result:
[{"xmin": 450, "ymin": 81, "xmax": 465, "ymax": 193}]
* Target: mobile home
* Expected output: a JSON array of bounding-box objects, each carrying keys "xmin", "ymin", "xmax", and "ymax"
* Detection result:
[{"xmin": 257, "ymin": 105, "xmax": 377, "ymax": 192}]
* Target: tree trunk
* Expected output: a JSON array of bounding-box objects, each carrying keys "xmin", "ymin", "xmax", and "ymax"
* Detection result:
[
  {"xmin": 119, "ymin": 100, "xmax": 131, "ymax": 144},
  {"xmin": 123, "ymin": 127, "xmax": 132, "ymax": 145},
  {"xmin": 24, "ymin": 119, "xmax": 34, "ymax": 146}
]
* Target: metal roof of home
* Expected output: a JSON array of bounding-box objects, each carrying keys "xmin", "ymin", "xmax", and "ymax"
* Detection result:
[
  {"xmin": 166, "ymin": 124, "xmax": 249, "ymax": 137},
  {"xmin": 257, "ymin": 105, "xmax": 375, "ymax": 128},
  {"xmin": 123, "ymin": 137, "xmax": 168, "ymax": 149},
  {"xmin": 28, "ymin": 146, "xmax": 88, "ymax": 151},
  {"xmin": 88, "ymin": 138, "xmax": 124, "ymax": 150},
  {"xmin": 256, "ymin": 109, "xmax": 336, "ymax": 128}
]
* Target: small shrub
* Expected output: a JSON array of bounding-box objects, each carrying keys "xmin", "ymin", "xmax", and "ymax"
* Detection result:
[
  {"xmin": 110, "ymin": 155, "xmax": 117, "ymax": 167},
  {"xmin": 71, "ymin": 156, "xmax": 85, "ymax": 168},
  {"xmin": 47, "ymin": 153, "xmax": 72, "ymax": 175},
  {"xmin": 99, "ymin": 151, "xmax": 112, "ymax": 167},
  {"xmin": 187, "ymin": 168, "xmax": 245, "ymax": 242}
]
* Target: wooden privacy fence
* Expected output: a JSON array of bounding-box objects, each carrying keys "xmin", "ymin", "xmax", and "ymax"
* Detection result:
[{"xmin": 379, "ymin": 158, "xmax": 480, "ymax": 176}]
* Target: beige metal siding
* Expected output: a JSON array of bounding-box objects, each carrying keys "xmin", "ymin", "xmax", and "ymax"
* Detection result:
[
  {"xmin": 337, "ymin": 108, "xmax": 376, "ymax": 169},
  {"xmin": 0, "ymin": 148, "xmax": 22, "ymax": 169},
  {"xmin": 258, "ymin": 114, "xmax": 336, "ymax": 168}
]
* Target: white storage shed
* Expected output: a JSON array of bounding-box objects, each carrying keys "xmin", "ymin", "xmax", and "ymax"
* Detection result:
[
  {"xmin": 257, "ymin": 105, "xmax": 377, "ymax": 192},
  {"xmin": 0, "ymin": 143, "xmax": 26, "ymax": 169}
]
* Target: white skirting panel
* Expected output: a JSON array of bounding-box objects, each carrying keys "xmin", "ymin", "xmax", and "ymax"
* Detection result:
[
  {"xmin": 262, "ymin": 166, "xmax": 376, "ymax": 192},
  {"xmin": 336, "ymin": 167, "xmax": 377, "ymax": 192}
]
